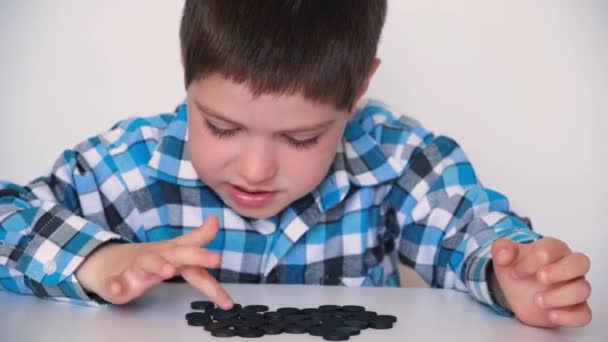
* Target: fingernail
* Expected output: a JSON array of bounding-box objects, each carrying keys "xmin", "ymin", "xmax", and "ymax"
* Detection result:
[
  {"xmin": 222, "ymin": 299, "xmax": 234, "ymax": 310},
  {"xmin": 511, "ymin": 269, "xmax": 519, "ymax": 280},
  {"xmin": 535, "ymin": 294, "xmax": 544, "ymax": 307},
  {"xmin": 550, "ymin": 311, "xmax": 559, "ymax": 323},
  {"xmin": 538, "ymin": 271, "xmax": 549, "ymax": 284},
  {"xmin": 498, "ymin": 249, "xmax": 509, "ymax": 262},
  {"xmin": 110, "ymin": 281, "xmax": 122, "ymax": 295}
]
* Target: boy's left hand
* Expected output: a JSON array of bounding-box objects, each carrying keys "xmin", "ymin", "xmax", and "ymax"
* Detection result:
[{"xmin": 491, "ymin": 237, "xmax": 592, "ymax": 328}]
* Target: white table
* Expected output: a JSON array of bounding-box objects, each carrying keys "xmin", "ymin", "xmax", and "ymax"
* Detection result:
[{"xmin": 0, "ymin": 284, "xmax": 604, "ymax": 342}]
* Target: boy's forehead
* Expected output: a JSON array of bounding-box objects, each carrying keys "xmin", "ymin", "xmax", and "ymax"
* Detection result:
[{"xmin": 188, "ymin": 74, "xmax": 344, "ymax": 126}]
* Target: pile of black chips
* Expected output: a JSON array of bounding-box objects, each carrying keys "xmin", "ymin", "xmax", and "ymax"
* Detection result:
[{"xmin": 186, "ymin": 301, "xmax": 397, "ymax": 341}]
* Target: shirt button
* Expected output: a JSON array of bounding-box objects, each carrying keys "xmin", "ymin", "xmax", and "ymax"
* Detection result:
[{"xmin": 44, "ymin": 261, "xmax": 57, "ymax": 274}]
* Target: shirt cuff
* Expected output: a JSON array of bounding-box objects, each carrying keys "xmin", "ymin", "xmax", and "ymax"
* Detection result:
[
  {"xmin": 26, "ymin": 273, "xmax": 110, "ymax": 306},
  {"xmin": 464, "ymin": 229, "xmax": 541, "ymax": 316},
  {"xmin": 11, "ymin": 203, "xmax": 129, "ymax": 302},
  {"xmin": 487, "ymin": 263, "xmax": 511, "ymax": 312}
]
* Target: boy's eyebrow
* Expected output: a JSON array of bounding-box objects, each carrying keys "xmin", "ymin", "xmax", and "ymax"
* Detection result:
[
  {"xmin": 193, "ymin": 100, "xmax": 336, "ymax": 133},
  {"xmin": 279, "ymin": 118, "xmax": 336, "ymax": 134},
  {"xmin": 194, "ymin": 101, "xmax": 244, "ymax": 128}
]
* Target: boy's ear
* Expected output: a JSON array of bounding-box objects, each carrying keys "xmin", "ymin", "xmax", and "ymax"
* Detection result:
[{"xmin": 353, "ymin": 57, "xmax": 381, "ymax": 107}]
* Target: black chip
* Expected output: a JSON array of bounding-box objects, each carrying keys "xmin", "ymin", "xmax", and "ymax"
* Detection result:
[
  {"xmin": 363, "ymin": 311, "xmax": 378, "ymax": 317},
  {"xmin": 301, "ymin": 308, "xmax": 320, "ymax": 315},
  {"xmin": 225, "ymin": 303, "xmax": 243, "ymax": 312},
  {"xmin": 236, "ymin": 328, "xmax": 264, "ymax": 338},
  {"xmin": 222, "ymin": 317, "xmax": 246, "ymax": 329},
  {"xmin": 309, "ymin": 312, "xmax": 326, "ymax": 320},
  {"xmin": 335, "ymin": 325, "xmax": 361, "ymax": 336},
  {"xmin": 186, "ymin": 319, "xmax": 209, "ymax": 327},
  {"xmin": 332, "ymin": 310, "xmax": 353, "ymax": 318},
  {"xmin": 190, "ymin": 300, "xmax": 214, "ymax": 311},
  {"xmin": 208, "ymin": 303, "xmax": 241, "ymax": 313},
  {"xmin": 204, "ymin": 321, "xmax": 232, "ymax": 331},
  {"xmin": 232, "ymin": 322, "xmax": 249, "ymax": 330},
  {"xmin": 164, "ymin": 275, "xmax": 186, "ymax": 283},
  {"xmin": 364, "ymin": 311, "xmax": 378, "ymax": 318},
  {"xmin": 260, "ymin": 324, "xmax": 284, "ymax": 335},
  {"xmin": 211, "ymin": 328, "xmax": 237, "ymax": 338},
  {"xmin": 318, "ymin": 305, "xmax": 341, "ymax": 313},
  {"xmin": 185, "ymin": 312, "xmax": 210, "ymax": 321},
  {"xmin": 277, "ymin": 307, "xmax": 301, "ymax": 315},
  {"xmin": 242, "ymin": 304, "xmax": 269, "ymax": 313},
  {"xmin": 325, "ymin": 312, "xmax": 347, "ymax": 320},
  {"xmin": 375, "ymin": 314, "xmax": 397, "ymax": 323},
  {"xmin": 344, "ymin": 319, "xmax": 368, "ymax": 329},
  {"xmin": 284, "ymin": 313, "xmax": 311, "ymax": 322},
  {"xmin": 341, "ymin": 305, "xmax": 365, "ymax": 313},
  {"xmin": 283, "ymin": 323, "xmax": 309, "ymax": 334},
  {"xmin": 308, "ymin": 326, "xmax": 327, "ymax": 336},
  {"xmin": 369, "ymin": 319, "xmax": 393, "ymax": 329},
  {"xmin": 322, "ymin": 317, "xmax": 346, "ymax": 327},
  {"xmin": 318, "ymin": 323, "xmax": 342, "ymax": 331},
  {"xmin": 242, "ymin": 319, "xmax": 266, "ymax": 329},
  {"xmin": 350, "ymin": 311, "xmax": 377, "ymax": 322},
  {"xmin": 262, "ymin": 311, "xmax": 283, "ymax": 320},
  {"xmin": 346, "ymin": 315, "xmax": 365, "ymax": 323},
  {"xmin": 293, "ymin": 319, "xmax": 319, "ymax": 329},
  {"xmin": 187, "ymin": 317, "xmax": 212, "ymax": 327},
  {"xmin": 212, "ymin": 311, "xmax": 240, "ymax": 320},
  {"xmin": 264, "ymin": 319, "xmax": 287, "ymax": 328},
  {"xmin": 322, "ymin": 330, "xmax": 350, "ymax": 341},
  {"xmin": 208, "ymin": 306, "xmax": 242, "ymax": 318},
  {"xmin": 308, "ymin": 318, "xmax": 323, "ymax": 325},
  {"xmin": 240, "ymin": 312, "xmax": 264, "ymax": 320}
]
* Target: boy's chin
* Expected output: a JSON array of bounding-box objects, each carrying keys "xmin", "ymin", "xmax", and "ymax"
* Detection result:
[{"xmin": 228, "ymin": 202, "xmax": 285, "ymax": 220}]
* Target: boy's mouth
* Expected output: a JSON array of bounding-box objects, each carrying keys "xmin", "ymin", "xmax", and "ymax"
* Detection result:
[
  {"xmin": 235, "ymin": 185, "xmax": 270, "ymax": 193},
  {"xmin": 227, "ymin": 184, "xmax": 276, "ymax": 208}
]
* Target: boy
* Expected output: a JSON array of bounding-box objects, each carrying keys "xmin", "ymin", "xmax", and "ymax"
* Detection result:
[{"xmin": 0, "ymin": 0, "xmax": 591, "ymax": 328}]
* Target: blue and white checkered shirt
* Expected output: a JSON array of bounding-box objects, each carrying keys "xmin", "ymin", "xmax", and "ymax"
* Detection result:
[{"xmin": 0, "ymin": 99, "xmax": 540, "ymax": 315}]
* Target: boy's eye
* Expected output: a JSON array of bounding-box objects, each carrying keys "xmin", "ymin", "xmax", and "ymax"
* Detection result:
[
  {"xmin": 205, "ymin": 121, "xmax": 238, "ymax": 138},
  {"xmin": 205, "ymin": 119, "xmax": 319, "ymax": 149},
  {"xmin": 284, "ymin": 135, "xmax": 320, "ymax": 149}
]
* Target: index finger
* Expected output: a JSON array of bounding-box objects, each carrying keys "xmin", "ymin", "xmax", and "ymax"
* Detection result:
[
  {"xmin": 172, "ymin": 215, "xmax": 219, "ymax": 247},
  {"xmin": 180, "ymin": 266, "xmax": 234, "ymax": 310}
]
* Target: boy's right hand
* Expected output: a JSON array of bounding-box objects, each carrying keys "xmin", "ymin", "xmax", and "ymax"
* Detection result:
[{"xmin": 74, "ymin": 215, "xmax": 233, "ymax": 309}]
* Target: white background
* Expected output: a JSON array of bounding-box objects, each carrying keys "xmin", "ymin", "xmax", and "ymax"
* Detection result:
[{"xmin": 1, "ymin": 1, "xmax": 606, "ymax": 305}]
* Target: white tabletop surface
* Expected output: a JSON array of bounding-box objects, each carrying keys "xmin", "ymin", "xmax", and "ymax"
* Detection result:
[{"xmin": 0, "ymin": 283, "xmax": 604, "ymax": 342}]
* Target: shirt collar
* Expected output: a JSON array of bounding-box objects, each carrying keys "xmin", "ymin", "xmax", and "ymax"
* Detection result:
[
  {"xmin": 145, "ymin": 101, "xmax": 204, "ymax": 187},
  {"xmin": 145, "ymin": 100, "xmax": 406, "ymax": 213}
]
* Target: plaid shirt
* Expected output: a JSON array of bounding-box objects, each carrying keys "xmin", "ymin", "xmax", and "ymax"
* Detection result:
[{"xmin": 0, "ymin": 99, "xmax": 540, "ymax": 315}]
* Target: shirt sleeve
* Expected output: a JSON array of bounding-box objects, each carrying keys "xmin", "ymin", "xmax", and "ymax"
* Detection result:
[
  {"xmin": 387, "ymin": 135, "xmax": 541, "ymax": 316},
  {"xmin": 0, "ymin": 143, "xmax": 128, "ymax": 305}
]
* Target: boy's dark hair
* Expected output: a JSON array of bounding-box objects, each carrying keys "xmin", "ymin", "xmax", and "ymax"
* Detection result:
[{"xmin": 180, "ymin": 0, "xmax": 387, "ymax": 110}]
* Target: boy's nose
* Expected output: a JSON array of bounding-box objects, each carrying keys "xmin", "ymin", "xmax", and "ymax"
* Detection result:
[{"xmin": 237, "ymin": 143, "xmax": 278, "ymax": 185}]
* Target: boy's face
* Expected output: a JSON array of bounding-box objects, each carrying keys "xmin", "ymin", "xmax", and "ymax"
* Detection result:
[{"xmin": 186, "ymin": 74, "xmax": 354, "ymax": 219}]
